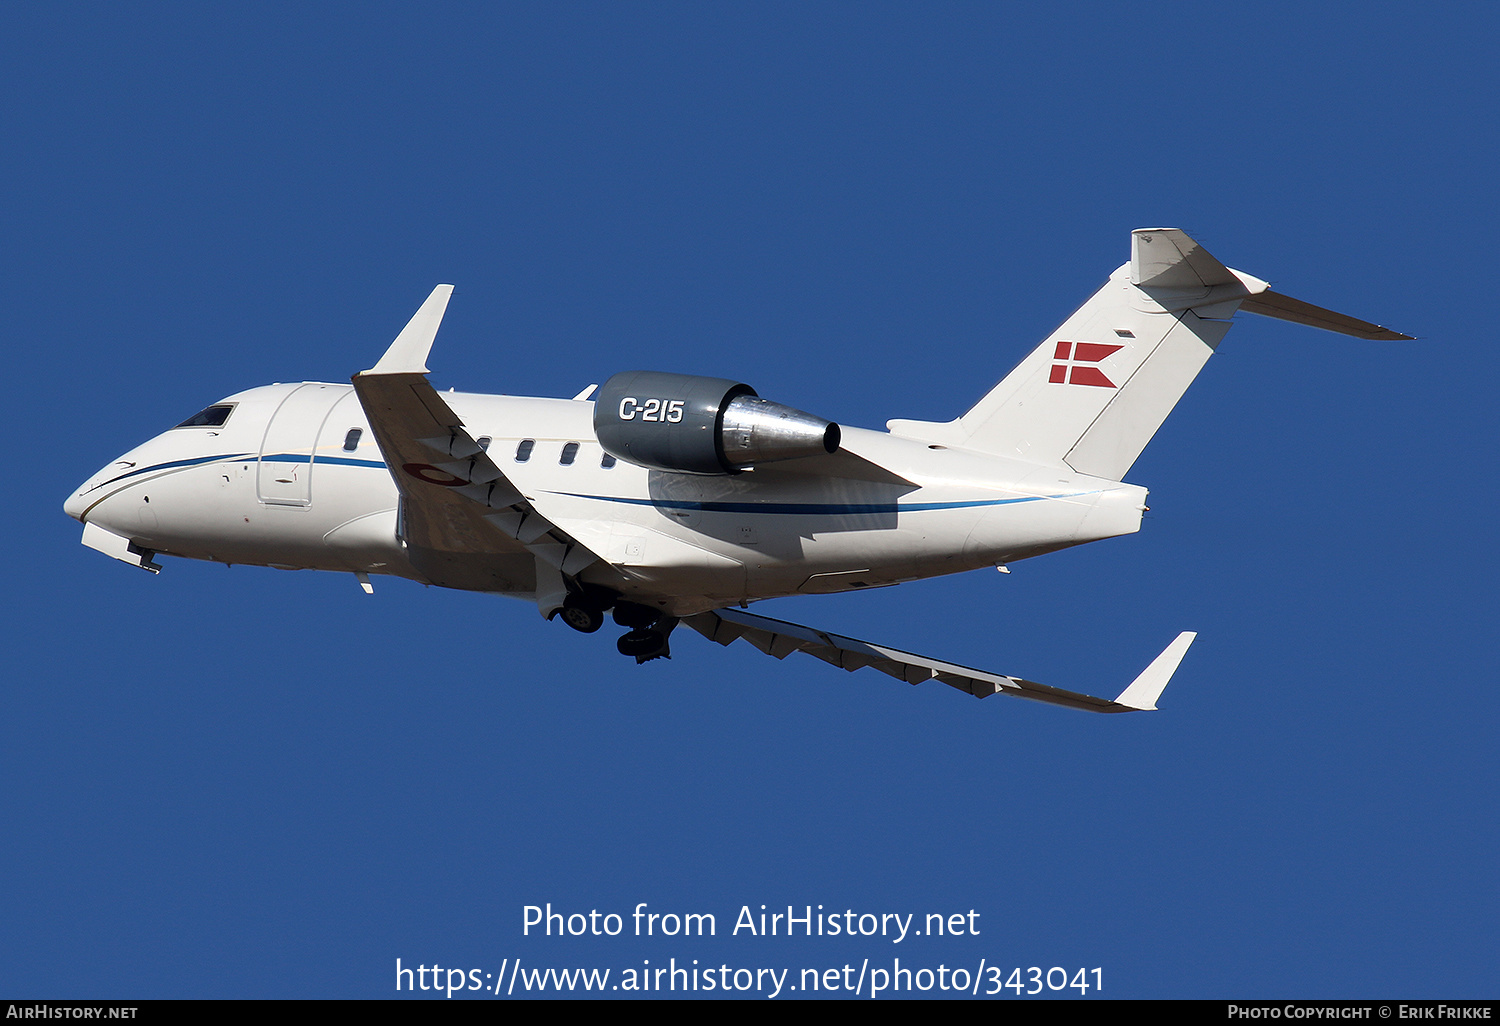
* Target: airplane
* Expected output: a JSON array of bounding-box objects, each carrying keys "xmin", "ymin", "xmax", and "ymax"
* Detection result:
[{"xmin": 64, "ymin": 229, "xmax": 1409, "ymax": 714}]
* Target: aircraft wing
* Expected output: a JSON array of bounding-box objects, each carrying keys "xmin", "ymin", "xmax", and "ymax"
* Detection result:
[
  {"xmin": 681, "ymin": 607, "xmax": 1196, "ymax": 713},
  {"xmin": 351, "ymin": 286, "xmax": 605, "ymax": 589}
]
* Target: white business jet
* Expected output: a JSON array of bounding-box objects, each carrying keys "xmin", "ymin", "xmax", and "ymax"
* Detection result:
[{"xmin": 64, "ymin": 229, "xmax": 1408, "ymax": 713}]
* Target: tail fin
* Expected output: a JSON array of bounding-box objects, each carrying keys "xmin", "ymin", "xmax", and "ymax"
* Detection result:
[{"xmin": 888, "ymin": 228, "xmax": 1410, "ymax": 480}]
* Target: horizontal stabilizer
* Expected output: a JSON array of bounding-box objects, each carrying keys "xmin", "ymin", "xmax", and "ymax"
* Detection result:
[
  {"xmin": 683, "ymin": 608, "xmax": 1195, "ymax": 713},
  {"xmin": 1240, "ymin": 290, "xmax": 1413, "ymax": 340}
]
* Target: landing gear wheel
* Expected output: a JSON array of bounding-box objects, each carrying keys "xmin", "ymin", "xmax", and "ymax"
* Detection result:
[
  {"xmin": 617, "ymin": 628, "xmax": 669, "ymax": 661},
  {"xmin": 559, "ymin": 597, "xmax": 605, "ymax": 634},
  {"xmin": 612, "ymin": 601, "xmax": 661, "ymax": 630}
]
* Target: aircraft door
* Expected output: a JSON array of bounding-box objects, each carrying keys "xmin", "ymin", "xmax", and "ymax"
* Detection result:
[{"xmin": 258, "ymin": 383, "xmax": 344, "ymax": 506}]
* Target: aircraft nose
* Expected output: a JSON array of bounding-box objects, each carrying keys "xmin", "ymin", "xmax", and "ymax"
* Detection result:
[
  {"xmin": 64, "ymin": 477, "xmax": 97, "ymax": 522},
  {"xmin": 65, "ymin": 458, "xmax": 128, "ymax": 523}
]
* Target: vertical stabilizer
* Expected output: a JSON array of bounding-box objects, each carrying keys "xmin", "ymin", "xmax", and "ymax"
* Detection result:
[{"xmin": 886, "ymin": 229, "xmax": 1407, "ymax": 481}]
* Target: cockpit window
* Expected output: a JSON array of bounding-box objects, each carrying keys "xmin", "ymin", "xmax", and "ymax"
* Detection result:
[{"xmin": 176, "ymin": 404, "xmax": 235, "ymax": 428}]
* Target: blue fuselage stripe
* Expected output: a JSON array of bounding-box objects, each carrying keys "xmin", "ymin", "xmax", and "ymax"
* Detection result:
[
  {"xmin": 94, "ymin": 454, "xmax": 1092, "ymax": 518},
  {"xmin": 553, "ymin": 491, "xmax": 1086, "ymax": 516},
  {"xmin": 94, "ymin": 452, "xmax": 256, "ymax": 489},
  {"xmin": 92, "ymin": 452, "xmax": 387, "ymax": 490}
]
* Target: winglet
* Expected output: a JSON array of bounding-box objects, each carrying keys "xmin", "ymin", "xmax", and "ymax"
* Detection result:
[
  {"xmin": 364, "ymin": 285, "xmax": 454, "ymax": 375},
  {"xmin": 1112, "ymin": 631, "xmax": 1197, "ymax": 711}
]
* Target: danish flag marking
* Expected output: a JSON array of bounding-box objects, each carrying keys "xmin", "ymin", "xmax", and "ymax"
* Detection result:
[{"xmin": 1049, "ymin": 340, "xmax": 1124, "ymax": 388}]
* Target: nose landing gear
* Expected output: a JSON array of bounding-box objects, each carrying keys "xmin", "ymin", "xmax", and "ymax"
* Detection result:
[
  {"xmin": 550, "ymin": 585, "xmax": 616, "ymax": 634},
  {"xmin": 556, "ymin": 596, "xmax": 605, "ymax": 634}
]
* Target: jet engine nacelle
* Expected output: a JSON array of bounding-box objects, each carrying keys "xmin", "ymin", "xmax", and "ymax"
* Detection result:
[{"xmin": 594, "ymin": 370, "xmax": 840, "ymax": 475}]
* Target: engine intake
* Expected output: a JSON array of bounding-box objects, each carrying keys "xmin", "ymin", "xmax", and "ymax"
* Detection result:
[{"xmin": 594, "ymin": 371, "xmax": 839, "ymax": 475}]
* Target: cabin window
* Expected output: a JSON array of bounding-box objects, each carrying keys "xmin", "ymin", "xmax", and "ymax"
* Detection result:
[
  {"xmin": 476, "ymin": 436, "xmax": 492, "ymax": 451},
  {"xmin": 560, "ymin": 442, "xmax": 579, "ymax": 466},
  {"xmin": 600, "ymin": 453, "xmax": 617, "ymax": 469},
  {"xmin": 176, "ymin": 404, "xmax": 235, "ymax": 428},
  {"xmin": 515, "ymin": 439, "xmax": 535, "ymax": 462},
  {"xmin": 342, "ymin": 428, "xmax": 362, "ymax": 452}
]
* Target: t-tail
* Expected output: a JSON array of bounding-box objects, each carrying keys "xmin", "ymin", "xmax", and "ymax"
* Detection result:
[{"xmin": 888, "ymin": 228, "xmax": 1411, "ymax": 480}]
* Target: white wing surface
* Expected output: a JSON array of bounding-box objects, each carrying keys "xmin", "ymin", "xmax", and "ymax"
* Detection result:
[{"xmin": 682, "ymin": 607, "xmax": 1195, "ymax": 713}]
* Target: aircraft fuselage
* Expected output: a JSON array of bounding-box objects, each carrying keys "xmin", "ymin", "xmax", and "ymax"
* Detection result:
[{"xmin": 66, "ymin": 380, "xmax": 1146, "ymax": 616}]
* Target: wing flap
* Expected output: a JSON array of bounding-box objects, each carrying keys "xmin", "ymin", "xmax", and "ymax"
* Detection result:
[
  {"xmin": 682, "ymin": 608, "xmax": 1194, "ymax": 713},
  {"xmin": 350, "ymin": 371, "xmax": 506, "ymax": 557},
  {"xmin": 351, "ymin": 287, "xmax": 607, "ymax": 595}
]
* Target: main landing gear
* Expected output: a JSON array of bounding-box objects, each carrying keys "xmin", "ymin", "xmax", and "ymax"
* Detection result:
[
  {"xmin": 613, "ymin": 601, "xmax": 675, "ymax": 663},
  {"xmin": 552, "ymin": 594, "xmax": 675, "ymax": 663}
]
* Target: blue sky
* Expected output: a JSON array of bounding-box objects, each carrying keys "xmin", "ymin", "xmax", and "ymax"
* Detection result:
[{"xmin": 5, "ymin": 3, "xmax": 1495, "ymax": 999}]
